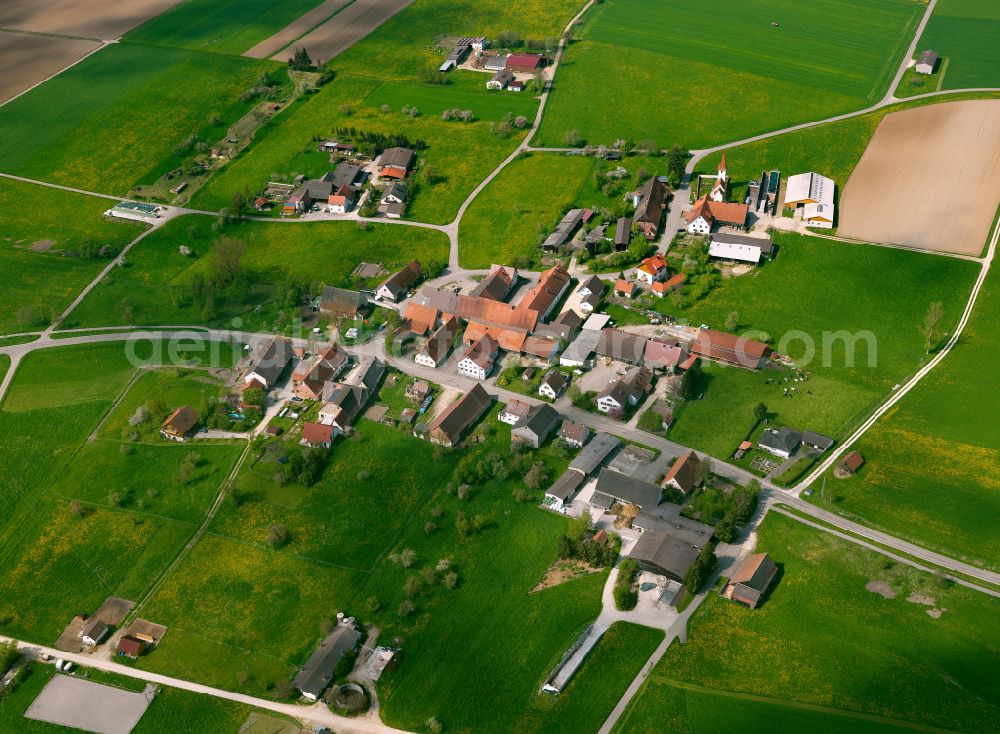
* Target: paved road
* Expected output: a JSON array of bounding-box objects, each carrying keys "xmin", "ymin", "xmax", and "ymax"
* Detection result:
[{"xmin": 0, "ymin": 635, "xmax": 412, "ymax": 734}]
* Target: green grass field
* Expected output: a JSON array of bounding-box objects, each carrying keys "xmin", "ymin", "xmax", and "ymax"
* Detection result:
[
  {"xmin": 62, "ymin": 214, "xmax": 448, "ymax": 331},
  {"xmin": 194, "ymin": 74, "xmax": 528, "ymax": 223},
  {"xmin": 613, "ymin": 512, "xmax": 1000, "ymax": 733},
  {"xmin": 0, "ymin": 179, "xmax": 144, "ymax": 334},
  {"xmin": 126, "ymin": 0, "xmax": 327, "ymax": 56},
  {"xmin": 0, "ymin": 663, "xmax": 287, "ymax": 733},
  {"xmin": 514, "ymin": 622, "xmax": 664, "ymax": 733},
  {"xmin": 0, "ymin": 44, "xmax": 273, "ymax": 194},
  {"xmin": 363, "ymin": 74, "xmax": 539, "ymax": 123},
  {"xmin": 537, "ymin": 0, "xmax": 923, "ymax": 148},
  {"xmin": 664, "ymin": 232, "xmax": 977, "ymax": 458},
  {"xmin": 808, "ymin": 261, "xmax": 1000, "ymax": 570},
  {"xmin": 915, "ymin": 0, "xmax": 1000, "ymax": 89},
  {"xmin": 458, "ymin": 151, "xmax": 665, "ymax": 267}
]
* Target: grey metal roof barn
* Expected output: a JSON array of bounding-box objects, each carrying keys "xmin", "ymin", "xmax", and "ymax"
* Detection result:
[
  {"xmin": 569, "ymin": 433, "xmax": 621, "ymax": 475},
  {"xmin": 628, "ymin": 530, "xmax": 700, "ymax": 581},
  {"xmin": 293, "ymin": 625, "xmax": 362, "ymax": 701},
  {"xmin": 593, "ymin": 467, "xmax": 662, "ymax": 508}
]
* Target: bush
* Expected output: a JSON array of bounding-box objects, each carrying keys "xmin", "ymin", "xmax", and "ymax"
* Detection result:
[
  {"xmin": 266, "ymin": 524, "xmax": 289, "ymax": 548},
  {"xmin": 613, "ymin": 585, "xmax": 637, "ymax": 610},
  {"xmin": 683, "ymin": 541, "xmax": 717, "ymax": 593}
]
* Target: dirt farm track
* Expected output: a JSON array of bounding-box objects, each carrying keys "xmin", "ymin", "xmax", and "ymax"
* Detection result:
[{"xmin": 838, "ymin": 100, "xmax": 1000, "ymax": 256}]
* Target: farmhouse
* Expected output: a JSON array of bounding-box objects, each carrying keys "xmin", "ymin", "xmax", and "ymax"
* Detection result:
[
  {"xmin": 376, "ymin": 260, "xmax": 422, "ymax": 302},
  {"xmin": 536, "ymin": 309, "xmax": 582, "ymax": 343},
  {"xmin": 406, "ymin": 380, "xmax": 430, "ymax": 402},
  {"xmin": 628, "ymin": 531, "xmax": 700, "ymax": 582},
  {"xmin": 511, "ymin": 403, "xmax": 561, "ymax": 448},
  {"xmin": 506, "ymin": 52, "xmax": 544, "ymax": 73},
  {"xmin": 758, "ymin": 427, "xmax": 802, "ymax": 459},
  {"xmin": 595, "ymin": 329, "xmax": 648, "ymax": 365},
  {"xmin": 784, "ymin": 172, "xmax": 835, "ymax": 229},
  {"xmin": 81, "ymin": 619, "xmax": 109, "ymax": 647},
  {"xmin": 292, "ymin": 344, "xmax": 349, "ymax": 400},
  {"xmin": 381, "ymin": 182, "xmax": 408, "ymax": 206},
  {"xmin": 293, "ymin": 622, "xmax": 362, "ymax": 702},
  {"xmin": 326, "ymin": 186, "xmax": 356, "ymax": 214},
  {"xmin": 470, "ymin": 265, "xmax": 517, "ymax": 300},
  {"xmin": 499, "ymin": 398, "xmax": 532, "ymax": 425},
  {"xmin": 457, "ymin": 334, "xmax": 499, "ymax": 380},
  {"xmin": 614, "ymin": 279, "xmax": 638, "ymax": 299},
  {"xmin": 320, "ymin": 286, "xmax": 369, "ymax": 319},
  {"xmin": 689, "ymin": 329, "xmax": 768, "ymax": 369},
  {"xmin": 596, "ymin": 367, "xmax": 651, "ymax": 416},
  {"xmin": 590, "ymin": 467, "xmax": 663, "ymax": 510},
  {"xmin": 631, "ymin": 177, "xmax": 669, "ymax": 239},
  {"xmin": 487, "ymin": 69, "xmax": 515, "ymax": 90},
  {"xmin": 517, "ymin": 266, "xmax": 572, "ymax": 320},
  {"xmin": 427, "ymin": 383, "xmax": 493, "ymax": 446},
  {"xmin": 636, "ymin": 253, "xmax": 668, "ymax": 285},
  {"xmin": 243, "ymin": 336, "xmax": 293, "ymax": 391},
  {"xmin": 480, "ymin": 51, "xmax": 507, "ymax": 71},
  {"xmin": 319, "ymin": 384, "xmax": 368, "ymax": 434},
  {"xmin": 539, "ymin": 371, "xmax": 567, "ymax": 399},
  {"xmin": 643, "ymin": 338, "xmax": 688, "ymax": 372},
  {"xmin": 683, "ymin": 195, "xmax": 749, "ymax": 234},
  {"xmin": 915, "ymin": 49, "xmax": 938, "ymax": 75},
  {"xmin": 725, "ymin": 552, "xmax": 778, "ymax": 608},
  {"xmin": 377, "ymin": 147, "xmax": 416, "ymax": 175},
  {"xmin": 160, "ymin": 406, "xmax": 198, "ymax": 442},
  {"xmin": 301, "ymin": 421, "xmax": 335, "ymax": 448},
  {"xmin": 522, "ymin": 334, "xmax": 563, "ymax": 364},
  {"xmin": 662, "ymin": 450, "xmax": 703, "ymax": 496},
  {"xmin": 559, "ymin": 420, "xmax": 590, "ymax": 448},
  {"xmin": 802, "ymin": 431, "xmax": 835, "ymax": 451},
  {"xmin": 708, "ymin": 233, "xmax": 773, "ymax": 264},
  {"xmin": 415, "ymin": 316, "xmax": 459, "ymax": 367}
]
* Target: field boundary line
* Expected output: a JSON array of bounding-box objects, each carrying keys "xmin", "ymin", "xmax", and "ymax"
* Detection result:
[
  {"xmin": 647, "ymin": 677, "xmax": 964, "ymax": 734},
  {"xmin": 258, "ymin": 0, "xmax": 360, "ymax": 60}
]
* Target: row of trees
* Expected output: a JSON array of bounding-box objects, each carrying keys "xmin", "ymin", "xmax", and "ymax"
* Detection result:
[
  {"xmin": 714, "ymin": 480, "xmax": 761, "ymax": 543},
  {"xmin": 329, "ymin": 126, "xmax": 428, "ymax": 152},
  {"xmin": 683, "ymin": 541, "xmax": 718, "ymax": 593}
]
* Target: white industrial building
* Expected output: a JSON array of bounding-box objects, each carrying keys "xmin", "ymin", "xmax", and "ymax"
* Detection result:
[{"xmin": 783, "ymin": 172, "xmax": 835, "ymax": 229}]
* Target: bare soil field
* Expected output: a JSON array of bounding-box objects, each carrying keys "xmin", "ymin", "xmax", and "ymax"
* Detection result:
[
  {"xmin": 0, "ymin": 32, "xmax": 101, "ymax": 104},
  {"xmin": 269, "ymin": 0, "xmax": 413, "ymax": 63},
  {"xmin": 839, "ymin": 100, "xmax": 1000, "ymax": 256},
  {"xmin": 243, "ymin": 0, "xmax": 353, "ymax": 59},
  {"xmin": 0, "ymin": 0, "xmax": 183, "ymax": 38}
]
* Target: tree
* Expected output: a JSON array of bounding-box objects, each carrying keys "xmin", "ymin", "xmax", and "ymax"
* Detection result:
[
  {"xmin": 0, "ymin": 641, "xmax": 19, "ymax": 676},
  {"xmin": 287, "ymin": 47, "xmax": 312, "ymax": 71},
  {"xmin": 683, "ymin": 541, "xmax": 718, "ymax": 592},
  {"xmin": 266, "ymin": 524, "xmax": 289, "ymax": 548},
  {"xmin": 364, "ymin": 596, "xmax": 381, "ymax": 613},
  {"xmin": 426, "ymin": 716, "xmax": 444, "ymax": 734},
  {"xmin": 128, "ymin": 405, "xmax": 150, "ymax": 426},
  {"xmin": 404, "ymin": 575, "xmax": 422, "ymax": 597},
  {"xmin": 524, "ymin": 461, "xmax": 549, "ymax": 489},
  {"xmin": 922, "ymin": 301, "xmax": 944, "ymax": 354},
  {"xmin": 681, "ymin": 359, "xmax": 703, "ymax": 400},
  {"xmin": 398, "ymin": 600, "xmax": 415, "ymax": 617},
  {"xmin": 725, "ymin": 310, "xmax": 739, "ymax": 331},
  {"xmin": 70, "ymin": 499, "xmax": 86, "ymax": 518},
  {"xmin": 666, "ymin": 145, "xmax": 688, "ymax": 185},
  {"xmin": 753, "ymin": 402, "xmax": 768, "ymax": 425},
  {"xmin": 211, "ymin": 236, "xmax": 246, "ymax": 286},
  {"xmin": 443, "ymin": 571, "xmax": 459, "ymax": 589},
  {"xmin": 564, "ymin": 129, "xmax": 583, "ymax": 147},
  {"xmin": 400, "ymin": 548, "xmax": 416, "ymax": 568},
  {"xmin": 243, "ymin": 387, "xmax": 266, "ymax": 409}
]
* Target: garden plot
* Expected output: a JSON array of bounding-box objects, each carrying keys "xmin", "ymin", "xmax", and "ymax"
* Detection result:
[{"xmin": 839, "ymin": 100, "xmax": 1000, "ymax": 255}]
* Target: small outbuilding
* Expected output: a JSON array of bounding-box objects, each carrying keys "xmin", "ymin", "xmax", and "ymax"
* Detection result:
[
  {"xmin": 725, "ymin": 552, "xmax": 778, "ymax": 608},
  {"xmin": 915, "ymin": 49, "xmax": 938, "ymax": 75},
  {"xmin": 838, "ymin": 450, "xmax": 865, "ymax": 475}
]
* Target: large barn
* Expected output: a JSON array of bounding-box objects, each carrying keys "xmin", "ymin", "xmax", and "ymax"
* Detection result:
[{"xmin": 783, "ymin": 172, "xmax": 835, "ymax": 229}]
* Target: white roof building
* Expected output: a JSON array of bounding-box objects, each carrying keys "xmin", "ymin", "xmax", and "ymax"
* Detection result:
[
  {"xmin": 783, "ymin": 172, "xmax": 835, "ymax": 229},
  {"xmin": 708, "ymin": 233, "xmax": 773, "ymax": 264}
]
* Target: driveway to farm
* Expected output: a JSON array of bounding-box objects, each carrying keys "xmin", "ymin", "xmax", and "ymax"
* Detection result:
[{"xmin": 0, "ymin": 635, "xmax": 414, "ymax": 734}]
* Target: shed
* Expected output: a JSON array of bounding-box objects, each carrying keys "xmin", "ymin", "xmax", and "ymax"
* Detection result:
[{"xmin": 915, "ymin": 49, "xmax": 938, "ymax": 75}]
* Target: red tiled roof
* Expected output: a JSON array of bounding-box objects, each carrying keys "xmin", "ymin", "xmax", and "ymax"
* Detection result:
[
  {"xmin": 301, "ymin": 422, "xmax": 333, "ymax": 445},
  {"xmin": 381, "ymin": 166, "xmax": 407, "ymax": 179}
]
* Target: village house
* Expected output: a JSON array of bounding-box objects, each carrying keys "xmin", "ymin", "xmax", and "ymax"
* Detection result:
[
  {"xmin": 480, "ymin": 51, "xmax": 507, "ymax": 71},
  {"xmin": 381, "ymin": 182, "xmax": 408, "ymax": 206},
  {"xmin": 427, "ymin": 383, "xmax": 493, "ymax": 447},
  {"xmin": 293, "ymin": 620, "xmax": 362, "ymax": 702},
  {"xmin": 536, "ymin": 308, "xmax": 582, "ymax": 343},
  {"xmin": 683, "ymin": 195, "xmax": 750, "ymax": 234},
  {"xmin": 521, "ymin": 334, "xmax": 563, "ymax": 365},
  {"xmin": 511, "ymin": 403, "xmax": 561, "ymax": 448},
  {"xmin": 498, "ymin": 398, "xmax": 532, "ymax": 425},
  {"xmin": 326, "ymin": 185, "xmax": 356, "ymax": 214},
  {"xmin": 643, "ymin": 337, "xmax": 689, "ymax": 372},
  {"xmin": 596, "ymin": 329, "xmax": 649, "ymax": 365},
  {"xmin": 301, "ymin": 421, "xmax": 335, "ymax": 448},
  {"xmin": 538, "ymin": 371, "xmax": 568, "ymax": 399},
  {"xmin": 415, "ymin": 315, "xmax": 459, "ymax": 368},
  {"xmin": 376, "ymin": 260, "xmax": 422, "ymax": 302},
  {"xmin": 377, "ymin": 147, "xmax": 416, "ymax": 180},
  {"xmin": 651, "ymin": 273, "xmax": 685, "ymax": 298},
  {"xmin": 470, "ymin": 265, "xmax": 517, "ymax": 300},
  {"xmin": 160, "ymin": 405, "xmax": 198, "ymax": 442},
  {"xmin": 517, "ymin": 266, "xmax": 572, "ymax": 321},
  {"xmin": 320, "ymin": 286, "xmax": 369, "ymax": 320},
  {"xmin": 614, "ymin": 279, "xmax": 638, "ymax": 299},
  {"xmin": 636, "ymin": 253, "xmax": 668, "ymax": 285},
  {"xmin": 662, "ymin": 450, "xmax": 703, "ymax": 496},
  {"xmin": 596, "ymin": 369, "xmax": 648, "ymax": 416},
  {"xmin": 708, "ymin": 232, "xmax": 773, "ymax": 265},
  {"xmin": 318, "ymin": 383, "xmax": 367, "ymax": 435},
  {"xmin": 759, "ymin": 427, "xmax": 802, "ymax": 459},
  {"xmin": 627, "ymin": 530, "xmax": 699, "ymax": 582},
  {"xmin": 457, "ymin": 334, "xmax": 499, "ymax": 380},
  {"xmin": 291, "ymin": 344, "xmax": 349, "ymax": 400},
  {"xmin": 559, "ymin": 420, "xmax": 590, "ymax": 448},
  {"xmin": 631, "ymin": 177, "xmax": 670, "ymax": 239},
  {"xmin": 486, "ymin": 68, "xmax": 516, "ymax": 90},
  {"xmin": 243, "ymin": 336, "xmax": 294, "ymax": 392},
  {"xmin": 783, "ymin": 172, "xmax": 835, "ymax": 229},
  {"xmin": 725, "ymin": 552, "xmax": 778, "ymax": 608}
]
